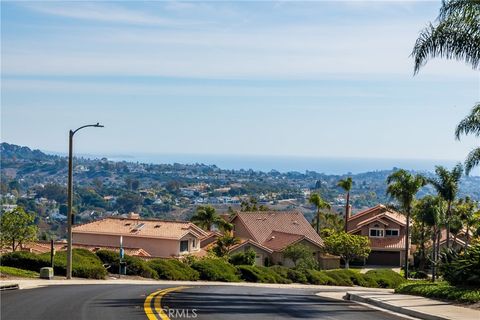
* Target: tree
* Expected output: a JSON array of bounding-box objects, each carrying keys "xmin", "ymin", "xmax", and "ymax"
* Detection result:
[
  {"xmin": 412, "ymin": 0, "xmax": 480, "ymax": 74},
  {"xmin": 213, "ymin": 234, "xmax": 240, "ymax": 257},
  {"xmin": 426, "ymin": 164, "xmax": 463, "ymax": 248},
  {"xmin": 455, "ymin": 197, "xmax": 480, "ymax": 248},
  {"xmin": 324, "ymin": 232, "xmax": 371, "ymax": 269},
  {"xmin": 240, "ymin": 197, "xmax": 269, "ymax": 212},
  {"xmin": 414, "ymin": 195, "xmax": 446, "ymax": 280},
  {"xmin": 455, "ymin": 103, "xmax": 480, "ymax": 175},
  {"xmin": 337, "ymin": 177, "xmax": 353, "ymax": 232},
  {"xmin": 412, "ymin": 199, "xmax": 433, "ymax": 271},
  {"xmin": 308, "ymin": 193, "xmax": 331, "ymax": 235},
  {"xmin": 387, "ymin": 169, "xmax": 426, "ymax": 278},
  {"xmin": 116, "ymin": 192, "xmax": 143, "ymax": 213},
  {"xmin": 190, "ymin": 205, "xmax": 224, "ymax": 231},
  {"xmin": 282, "ymin": 243, "xmax": 314, "ymax": 267},
  {"xmin": 0, "ymin": 207, "xmax": 38, "ymax": 251},
  {"xmin": 413, "ymin": 1, "xmax": 479, "ymax": 174}
]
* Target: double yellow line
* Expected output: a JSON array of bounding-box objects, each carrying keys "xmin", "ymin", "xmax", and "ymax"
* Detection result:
[{"xmin": 144, "ymin": 286, "xmax": 190, "ymax": 320}]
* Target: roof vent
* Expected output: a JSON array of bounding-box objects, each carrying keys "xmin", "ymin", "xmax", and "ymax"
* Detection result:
[
  {"xmin": 154, "ymin": 224, "xmax": 161, "ymax": 228},
  {"xmin": 292, "ymin": 220, "xmax": 299, "ymax": 225},
  {"xmin": 271, "ymin": 236, "xmax": 275, "ymax": 239},
  {"xmin": 128, "ymin": 212, "xmax": 140, "ymax": 219},
  {"xmin": 131, "ymin": 223, "xmax": 145, "ymax": 233},
  {"xmin": 125, "ymin": 223, "xmax": 131, "ymax": 226}
]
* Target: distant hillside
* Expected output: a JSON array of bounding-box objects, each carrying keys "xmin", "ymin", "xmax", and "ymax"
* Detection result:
[{"xmin": 1, "ymin": 142, "xmax": 53, "ymax": 161}]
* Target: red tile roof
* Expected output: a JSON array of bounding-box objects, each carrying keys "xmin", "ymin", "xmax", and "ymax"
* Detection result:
[
  {"xmin": 369, "ymin": 237, "xmax": 406, "ymax": 250},
  {"xmin": 72, "ymin": 217, "xmax": 208, "ymax": 240},
  {"xmin": 233, "ymin": 211, "xmax": 324, "ymax": 250}
]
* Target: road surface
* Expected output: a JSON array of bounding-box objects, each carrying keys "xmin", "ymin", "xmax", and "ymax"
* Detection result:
[{"xmin": 1, "ymin": 284, "xmax": 408, "ymax": 320}]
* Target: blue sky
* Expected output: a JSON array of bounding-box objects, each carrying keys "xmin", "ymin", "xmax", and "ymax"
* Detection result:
[{"xmin": 1, "ymin": 1, "xmax": 479, "ymax": 166}]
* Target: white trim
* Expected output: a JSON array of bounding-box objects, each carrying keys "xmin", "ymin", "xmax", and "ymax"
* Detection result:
[{"xmin": 369, "ymin": 228, "xmax": 384, "ymax": 238}]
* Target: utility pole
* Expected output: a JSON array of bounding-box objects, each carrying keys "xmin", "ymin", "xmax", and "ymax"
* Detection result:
[{"xmin": 66, "ymin": 123, "xmax": 104, "ymax": 279}]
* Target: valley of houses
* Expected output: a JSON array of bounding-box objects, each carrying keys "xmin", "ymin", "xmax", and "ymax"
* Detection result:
[{"xmin": 20, "ymin": 204, "xmax": 467, "ymax": 269}]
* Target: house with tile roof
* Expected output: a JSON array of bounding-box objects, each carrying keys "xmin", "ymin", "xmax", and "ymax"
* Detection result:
[
  {"xmin": 72, "ymin": 213, "xmax": 209, "ymax": 258},
  {"xmin": 229, "ymin": 211, "xmax": 339, "ymax": 269},
  {"xmin": 346, "ymin": 204, "xmax": 408, "ymax": 266}
]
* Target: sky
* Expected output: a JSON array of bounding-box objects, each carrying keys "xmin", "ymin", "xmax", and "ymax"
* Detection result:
[{"xmin": 1, "ymin": 1, "xmax": 479, "ymax": 168}]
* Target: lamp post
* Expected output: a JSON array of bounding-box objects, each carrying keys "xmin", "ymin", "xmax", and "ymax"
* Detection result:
[{"xmin": 66, "ymin": 123, "xmax": 104, "ymax": 279}]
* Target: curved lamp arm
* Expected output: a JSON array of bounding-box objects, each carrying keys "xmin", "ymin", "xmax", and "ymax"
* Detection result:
[{"xmin": 72, "ymin": 123, "xmax": 104, "ymax": 136}]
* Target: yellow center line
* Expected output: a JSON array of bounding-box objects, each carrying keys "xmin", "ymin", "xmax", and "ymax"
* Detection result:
[{"xmin": 144, "ymin": 286, "xmax": 191, "ymax": 320}]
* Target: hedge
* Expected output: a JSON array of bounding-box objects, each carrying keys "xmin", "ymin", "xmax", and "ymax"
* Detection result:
[
  {"xmin": 364, "ymin": 269, "xmax": 405, "ymax": 288},
  {"xmin": 1, "ymin": 249, "xmax": 107, "ymax": 279},
  {"xmin": 236, "ymin": 265, "xmax": 290, "ymax": 284},
  {"xmin": 396, "ymin": 281, "xmax": 480, "ymax": 303},
  {"xmin": 191, "ymin": 258, "xmax": 240, "ymax": 282},
  {"xmin": 148, "ymin": 259, "xmax": 199, "ymax": 281},
  {"xmin": 95, "ymin": 250, "xmax": 158, "ymax": 279}
]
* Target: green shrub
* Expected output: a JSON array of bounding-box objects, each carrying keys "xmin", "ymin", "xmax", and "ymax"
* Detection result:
[
  {"xmin": 95, "ymin": 250, "xmax": 158, "ymax": 279},
  {"xmin": 305, "ymin": 269, "xmax": 337, "ymax": 285},
  {"xmin": 1, "ymin": 249, "xmax": 107, "ymax": 279},
  {"xmin": 364, "ymin": 269, "xmax": 405, "ymax": 288},
  {"xmin": 229, "ymin": 248, "xmax": 256, "ymax": 266},
  {"xmin": 325, "ymin": 269, "xmax": 354, "ymax": 286},
  {"xmin": 411, "ymin": 270, "xmax": 429, "ymax": 279},
  {"xmin": 191, "ymin": 258, "xmax": 240, "ymax": 282},
  {"xmin": 148, "ymin": 259, "xmax": 199, "ymax": 281},
  {"xmin": 236, "ymin": 265, "xmax": 290, "ymax": 284},
  {"xmin": 287, "ymin": 268, "xmax": 308, "ymax": 284},
  {"xmin": 396, "ymin": 281, "xmax": 480, "ymax": 303},
  {"xmin": 0, "ymin": 266, "xmax": 39, "ymax": 278},
  {"xmin": 441, "ymin": 244, "xmax": 480, "ymax": 287}
]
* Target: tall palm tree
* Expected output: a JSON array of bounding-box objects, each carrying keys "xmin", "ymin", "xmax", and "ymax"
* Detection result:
[
  {"xmin": 412, "ymin": 0, "xmax": 480, "ymax": 74},
  {"xmin": 338, "ymin": 177, "xmax": 353, "ymax": 232},
  {"xmin": 308, "ymin": 193, "xmax": 331, "ymax": 234},
  {"xmin": 387, "ymin": 169, "xmax": 426, "ymax": 279},
  {"xmin": 190, "ymin": 205, "xmax": 224, "ymax": 231},
  {"xmin": 426, "ymin": 164, "xmax": 463, "ymax": 248},
  {"xmin": 455, "ymin": 103, "xmax": 480, "ymax": 175}
]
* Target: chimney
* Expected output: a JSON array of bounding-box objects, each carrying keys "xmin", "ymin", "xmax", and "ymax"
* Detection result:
[
  {"xmin": 128, "ymin": 212, "xmax": 140, "ymax": 219},
  {"xmin": 346, "ymin": 205, "xmax": 352, "ymax": 220}
]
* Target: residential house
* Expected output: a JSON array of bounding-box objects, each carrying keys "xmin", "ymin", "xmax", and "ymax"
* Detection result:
[
  {"xmin": 346, "ymin": 204, "xmax": 407, "ymax": 266},
  {"xmin": 229, "ymin": 211, "xmax": 339, "ymax": 269},
  {"xmin": 72, "ymin": 213, "xmax": 208, "ymax": 258}
]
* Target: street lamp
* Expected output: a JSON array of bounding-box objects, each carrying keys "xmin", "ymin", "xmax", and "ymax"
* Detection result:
[{"xmin": 66, "ymin": 123, "xmax": 104, "ymax": 279}]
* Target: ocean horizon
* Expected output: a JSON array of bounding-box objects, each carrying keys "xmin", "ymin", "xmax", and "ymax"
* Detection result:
[{"xmin": 50, "ymin": 151, "xmax": 478, "ymax": 176}]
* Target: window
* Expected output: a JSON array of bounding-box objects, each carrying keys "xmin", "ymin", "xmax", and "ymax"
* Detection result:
[
  {"xmin": 369, "ymin": 229, "xmax": 384, "ymax": 237},
  {"xmin": 192, "ymin": 239, "xmax": 196, "ymax": 248},
  {"xmin": 180, "ymin": 240, "xmax": 189, "ymax": 252},
  {"xmin": 385, "ymin": 229, "xmax": 399, "ymax": 237}
]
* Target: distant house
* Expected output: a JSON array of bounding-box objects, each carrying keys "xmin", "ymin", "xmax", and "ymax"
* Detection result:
[
  {"xmin": 346, "ymin": 204, "xmax": 407, "ymax": 266},
  {"xmin": 72, "ymin": 213, "xmax": 208, "ymax": 258},
  {"xmin": 229, "ymin": 211, "xmax": 339, "ymax": 269}
]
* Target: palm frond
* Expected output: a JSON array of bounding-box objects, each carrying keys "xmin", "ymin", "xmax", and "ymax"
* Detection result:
[
  {"xmin": 439, "ymin": 0, "xmax": 480, "ymax": 20},
  {"xmin": 455, "ymin": 102, "xmax": 480, "ymax": 139},
  {"xmin": 465, "ymin": 147, "xmax": 480, "ymax": 174}
]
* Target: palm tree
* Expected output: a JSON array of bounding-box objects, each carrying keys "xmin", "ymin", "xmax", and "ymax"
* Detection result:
[
  {"xmin": 338, "ymin": 177, "xmax": 353, "ymax": 232},
  {"xmin": 426, "ymin": 164, "xmax": 463, "ymax": 248},
  {"xmin": 308, "ymin": 193, "xmax": 331, "ymax": 234},
  {"xmin": 412, "ymin": 0, "xmax": 480, "ymax": 74},
  {"xmin": 455, "ymin": 103, "xmax": 480, "ymax": 175},
  {"xmin": 417, "ymin": 195, "xmax": 446, "ymax": 282},
  {"xmin": 387, "ymin": 169, "xmax": 426, "ymax": 279},
  {"xmin": 190, "ymin": 205, "xmax": 224, "ymax": 231},
  {"xmin": 213, "ymin": 234, "xmax": 240, "ymax": 257},
  {"xmin": 455, "ymin": 197, "xmax": 480, "ymax": 248}
]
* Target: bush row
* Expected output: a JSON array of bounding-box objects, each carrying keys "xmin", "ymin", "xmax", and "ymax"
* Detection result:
[
  {"xmin": 0, "ymin": 249, "xmax": 107, "ymax": 279},
  {"xmin": 396, "ymin": 281, "xmax": 480, "ymax": 303}
]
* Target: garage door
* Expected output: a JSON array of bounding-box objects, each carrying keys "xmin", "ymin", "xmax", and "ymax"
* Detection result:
[{"xmin": 367, "ymin": 251, "xmax": 400, "ymax": 266}]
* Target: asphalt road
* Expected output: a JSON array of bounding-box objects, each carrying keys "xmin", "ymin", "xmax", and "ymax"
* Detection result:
[{"xmin": 1, "ymin": 284, "xmax": 407, "ymax": 320}]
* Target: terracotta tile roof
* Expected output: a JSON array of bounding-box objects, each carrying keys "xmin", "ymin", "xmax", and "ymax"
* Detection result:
[
  {"xmin": 72, "ymin": 217, "xmax": 208, "ymax": 240},
  {"xmin": 369, "ymin": 237, "xmax": 406, "ymax": 250},
  {"xmin": 262, "ymin": 231, "xmax": 304, "ymax": 251},
  {"xmin": 234, "ymin": 211, "xmax": 324, "ymax": 249},
  {"xmin": 348, "ymin": 205, "xmax": 406, "ymax": 229}
]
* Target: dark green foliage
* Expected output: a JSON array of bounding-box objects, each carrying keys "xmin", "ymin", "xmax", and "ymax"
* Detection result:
[
  {"xmin": 411, "ymin": 270, "xmax": 429, "ymax": 279},
  {"xmin": 305, "ymin": 269, "xmax": 337, "ymax": 285},
  {"xmin": 95, "ymin": 249, "xmax": 158, "ymax": 279},
  {"xmin": 148, "ymin": 259, "xmax": 199, "ymax": 281},
  {"xmin": 441, "ymin": 244, "xmax": 480, "ymax": 287},
  {"xmin": 396, "ymin": 281, "xmax": 480, "ymax": 303},
  {"xmin": 364, "ymin": 269, "xmax": 406, "ymax": 288},
  {"xmin": 191, "ymin": 258, "xmax": 240, "ymax": 282},
  {"xmin": 229, "ymin": 248, "xmax": 256, "ymax": 266},
  {"xmin": 286, "ymin": 268, "xmax": 308, "ymax": 284},
  {"xmin": 1, "ymin": 249, "xmax": 107, "ymax": 279},
  {"xmin": 236, "ymin": 265, "xmax": 290, "ymax": 284}
]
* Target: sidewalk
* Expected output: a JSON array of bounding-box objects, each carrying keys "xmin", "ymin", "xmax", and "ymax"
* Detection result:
[{"xmin": 345, "ymin": 291, "xmax": 480, "ymax": 320}]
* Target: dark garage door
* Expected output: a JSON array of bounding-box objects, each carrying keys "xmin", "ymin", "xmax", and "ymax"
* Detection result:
[{"xmin": 367, "ymin": 251, "xmax": 400, "ymax": 266}]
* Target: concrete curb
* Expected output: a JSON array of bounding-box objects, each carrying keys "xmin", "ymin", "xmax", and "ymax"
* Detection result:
[
  {"xmin": 0, "ymin": 283, "xmax": 20, "ymax": 291},
  {"xmin": 346, "ymin": 292, "xmax": 447, "ymax": 320}
]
